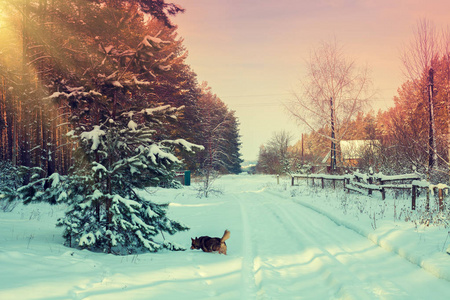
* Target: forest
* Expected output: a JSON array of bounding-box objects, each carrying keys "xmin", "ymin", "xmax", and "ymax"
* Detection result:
[{"xmin": 0, "ymin": 0, "xmax": 242, "ymax": 181}]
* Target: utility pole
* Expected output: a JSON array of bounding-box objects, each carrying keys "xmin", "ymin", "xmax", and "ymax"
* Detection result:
[
  {"xmin": 426, "ymin": 67, "xmax": 436, "ymax": 211},
  {"xmin": 330, "ymin": 97, "xmax": 337, "ymax": 173},
  {"xmin": 447, "ymin": 51, "xmax": 450, "ymax": 183},
  {"xmin": 301, "ymin": 133, "xmax": 304, "ymax": 165},
  {"xmin": 428, "ymin": 68, "xmax": 437, "ymax": 172},
  {"xmin": 447, "ymin": 53, "xmax": 450, "ymax": 184}
]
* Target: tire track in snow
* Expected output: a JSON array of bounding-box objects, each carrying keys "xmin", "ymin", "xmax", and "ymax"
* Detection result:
[
  {"xmin": 236, "ymin": 192, "xmax": 339, "ymax": 299},
  {"xmin": 235, "ymin": 188, "xmax": 443, "ymax": 299},
  {"xmin": 242, "ymin": 192, "xmax": 373, "ymax": 299},
  {"xmin": 239, "ymin": 199, "xmax": 259, "ymax": 299},
  {"xmin": 265, "ymin": 198, "xmax": 379, "ymax": 299},
  {"xmin": 264, "ymin": 193, "xmax": 419, "ymax": 299}
]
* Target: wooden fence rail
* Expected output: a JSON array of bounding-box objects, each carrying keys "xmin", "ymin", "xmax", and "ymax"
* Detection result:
[{"xmin": 291, "ymin": 172, "xmax": 447, "ymax": 211}]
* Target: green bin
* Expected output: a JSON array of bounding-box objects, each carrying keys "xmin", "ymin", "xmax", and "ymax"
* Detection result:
[{"xmin": 184, "ymin": 170, "xmax": 191, "ymax": 186}]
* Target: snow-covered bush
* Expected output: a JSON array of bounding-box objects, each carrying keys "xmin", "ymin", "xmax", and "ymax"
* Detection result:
[
  {"xmin": 0, "ymin": 161, "xmax": 22, "ymax": 212},
  {"xmin": 0, "ymin": 163, "xmax": 47, "ymax": 211}
]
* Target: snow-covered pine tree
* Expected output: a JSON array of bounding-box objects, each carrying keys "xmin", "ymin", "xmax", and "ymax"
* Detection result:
[
  {"xmin": 15, "ymin": 102, "xmax": 202, "ymax": 254},
  {"xmin": 53, "ymin": 104, "xmax": 202, "ymax": 254}
]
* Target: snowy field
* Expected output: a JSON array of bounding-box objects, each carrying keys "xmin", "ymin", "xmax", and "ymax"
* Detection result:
[{"xmin": 1, "ymin": 174, "xmax": 450, "ymax": 299}]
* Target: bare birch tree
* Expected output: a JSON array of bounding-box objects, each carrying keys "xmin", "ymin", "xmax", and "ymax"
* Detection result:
[
  {"xmin": 287, "ymin": 39, "xmax": 374, "ymax": 168},
  {"xmin": 443, "ymin": 26, "xmax": 450, "ymax": 182},
  {"xmin": 267, "ymin": 130, "xmax": 293, "ymax": 174}
]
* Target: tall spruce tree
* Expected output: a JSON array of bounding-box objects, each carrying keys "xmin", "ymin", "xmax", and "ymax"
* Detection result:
[
  {"xmin": 195, "ymin": 84, "xmax": 242, "ymax": 174},
  {"xmin": 54, "ymin": 104, "xmax": 198, "ymax": 254}
]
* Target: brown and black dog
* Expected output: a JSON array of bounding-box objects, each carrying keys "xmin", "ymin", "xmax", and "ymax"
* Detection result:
[{"xmin": 190, "ymin": 230, "xmax": 230, "ymax": 255}]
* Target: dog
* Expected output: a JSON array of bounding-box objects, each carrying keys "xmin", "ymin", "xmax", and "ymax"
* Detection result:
[{"xmin": 190, "ymin": 230, "xmax": 230, "ymax": 255}]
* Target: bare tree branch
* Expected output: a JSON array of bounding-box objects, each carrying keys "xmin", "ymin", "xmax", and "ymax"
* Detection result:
[{"xmin": 286, "ymin": 39, "xmax": 373, "ymax": 143}]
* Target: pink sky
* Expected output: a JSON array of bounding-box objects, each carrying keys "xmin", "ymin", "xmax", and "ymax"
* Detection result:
[{"xmin": 173, "ymin": 0, "xmax": 450, "ymax": 161}]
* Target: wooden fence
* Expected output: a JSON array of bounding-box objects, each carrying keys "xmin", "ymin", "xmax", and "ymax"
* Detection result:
[{"xmin": 291, "ymin": 172, "xmax": 447, "ymax": 211}]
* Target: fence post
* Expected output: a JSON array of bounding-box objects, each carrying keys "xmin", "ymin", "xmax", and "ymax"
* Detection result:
[
  {"xmin": 368, "ymin": 176, "xmax": 373, "ymax": 196},
  {"xmin": 411, "ymin": 185, "xmax": 417, "ymax": 210},
  {"xmin": 291, "ymin": 176, "xmax": 294, "ymax": 186},
  {"xmin": 438, "ymin": 188, "xmax": 444, "ymax": 212},
  {"xmin": 321, "ymin": 178, "xmax": 324, "ymax": 189},
  {"xmin": 380, "ymin": 180, "xmax": 385, "ymax": 200},
  {"xmin": 345, "ymin": 177, "xmax": 350, "ymax": 193}
]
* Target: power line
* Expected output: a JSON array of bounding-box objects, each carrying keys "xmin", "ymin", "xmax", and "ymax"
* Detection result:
[
  {"xmin": 220, "ymin": 93, "xmax": 292, "ymax": 99},
  {"xmin": 218, "ymin": 88, "xmax": 400, "ymax": 102},
  {"xmin": 232, "ymin": 102, "xmax": 283, "ymax": 108}
]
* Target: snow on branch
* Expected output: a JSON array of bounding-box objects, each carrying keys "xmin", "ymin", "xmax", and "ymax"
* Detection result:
[
  {"xmin": 141, "ymin": 104, "xmax": 172, "ymax": 115},
  {"xmin": 140, "ymin": 104, "xmax": 184, "ymax": 118},
  {"xmin": 136, "ymin": 230, "xmax": 160, "ymax": 251},
  {"xmin": 158, "ymin": 64, "xmax": 171, "ymax": 71},
  {"xmin": 161, "ymin": 138, "xmax": 204, "ymax": 152},
  {"xmin": 43, "ymin": 89, "xmax": 102, "ymax": 101},
  {"xmin": 128, "ymin": 120, "xmax": 138, "ymax": 131},
  {"xmin": 120, "ymin": 105, "xmax": 184, "ymax": 132},
  {"xmin": 132, "ymin": 76, "xmax": 151, "ymax": 86},
  {"xmin": 80, "ymin": 126, "xmax": 105, "ymax": 151},
  {"xmin": 113, "ymin": 194, "xmax": 142, "ymax": 213},
  {"xmin": 79, "ymin": 232, "xmax": 97, "ymax": 247},
  {"xmin": 112, "ymin": 81, "xmax": 124, "ymax": 88},
  {"xmin": 139, "ymin": 35, "xmax": 171, "ymax": 50},
  {"xmin": 147, "ymin": 144, "xmax": 179, "ymax": 165},
  {"xmin": 131, "ymin": 214, "xmax": 156, "ymax": 232}
]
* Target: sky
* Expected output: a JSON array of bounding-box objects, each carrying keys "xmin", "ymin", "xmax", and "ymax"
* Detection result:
[{"xmin": 172, "ymin": 0, "xmax": 450, "ymax": 161}]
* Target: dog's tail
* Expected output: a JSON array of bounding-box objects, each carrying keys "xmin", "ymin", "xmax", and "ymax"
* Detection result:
[{"xmin": 221, "ymin": 230, "xmax": 230, "ymax": 243}]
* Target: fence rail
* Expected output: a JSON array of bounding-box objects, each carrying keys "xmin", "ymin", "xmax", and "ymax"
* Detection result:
[{"xmin": 291, "ymin": 172, "xmax": 447, "ymax": 211}]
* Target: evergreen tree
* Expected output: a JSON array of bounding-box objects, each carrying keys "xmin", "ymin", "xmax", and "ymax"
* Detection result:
[
  {"xmin": 223, "ymin": 111, "xmax": 243, "ymax": 174},
  {"xmin": 59, "ymin": 104, "xmax": 199, "ymax": 254},
  {"xmin": 19, "ymin": 104, "xmax": 201, "ymax": 254},
  {"xmin": 195, "ymin": 83, "xmax": 242, "ymax": 174}
]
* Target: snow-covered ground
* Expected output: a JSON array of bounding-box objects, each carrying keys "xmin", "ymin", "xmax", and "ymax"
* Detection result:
[{"xmin": 1, "ymin": 174, "xmax": 450, "ymax": 299}]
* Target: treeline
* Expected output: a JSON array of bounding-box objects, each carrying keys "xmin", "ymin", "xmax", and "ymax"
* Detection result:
[
  {"xmin": 257, "ymin": 53, "xmax": 450, "ymax": 181},
  {"xmin": 0, "ymin": 0, "xmax": 242, "ymax": 178}
]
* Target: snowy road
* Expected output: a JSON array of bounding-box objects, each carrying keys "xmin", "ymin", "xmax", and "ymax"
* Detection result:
[
  {"xmin": 1, "ymin": 175, "xmax": 450, "ymax": 299},
  {"xmin": 233, "ymin": 190, "xmax": 450, "ymax": 299}
]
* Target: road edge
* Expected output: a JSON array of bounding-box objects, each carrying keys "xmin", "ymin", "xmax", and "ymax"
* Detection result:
[{"xmin": 293, "ymin": 198, "xmax": 450, "ymax": 283}]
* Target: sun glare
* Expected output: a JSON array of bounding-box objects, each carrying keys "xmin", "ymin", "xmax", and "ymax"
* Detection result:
[
  {"xmin": 0, "ymin": 7, "xmax": 23, "ymax": 72},
  {"xmin": 0, "ymin": 9, "xmax": 4, "ymax": 30}
]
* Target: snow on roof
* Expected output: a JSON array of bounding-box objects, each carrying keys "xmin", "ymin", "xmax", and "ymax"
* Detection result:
[{"xmin": 340, "ymin": 140, "xmax": 380, "ymax": 160}]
